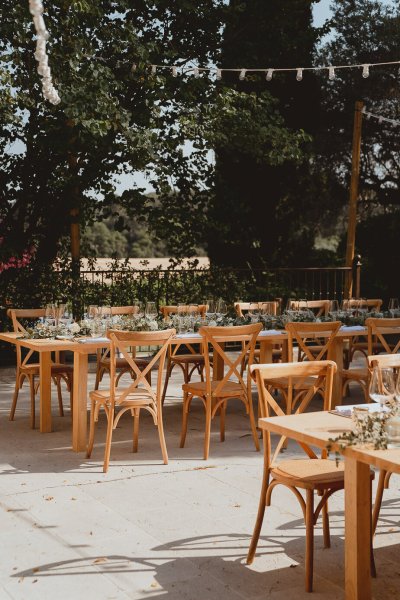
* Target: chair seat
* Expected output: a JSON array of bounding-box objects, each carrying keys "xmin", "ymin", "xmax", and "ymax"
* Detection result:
[
  {"xmin": 100, "ymin": 356, "xmax": 153, "ymax": 369},
  {"xmin": 342, "ymin": 368, "xmax": 368, "ymax": 381},
  {"xmin": 171, "ymin": 353, "xmax": 204, "ymax": 364},
  {"xmin": 183, "ymin": 379, "xmax": 243, "ymax": 398},
  {"xmin": 271, "ymin": 459, "xmax": 345, "ymax": 489},
  {"xmin": 90, "ymin": 388, "xmax": 153, "ymax": 406},
  {"xmin": 266, "ymin": 375, "xmax": 320, "ymax": 391},
  {"xmin": 20, "ymin": 363, "xmax": 73, "ymax": 374}
]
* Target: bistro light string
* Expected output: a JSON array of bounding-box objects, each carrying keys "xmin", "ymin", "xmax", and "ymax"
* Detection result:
[
  {"xmin": 362, "ymin": 106, "xmax": 400, "ymax": 127},
  {"xmin": 137, "ymin": 59, "xmax": 400, "ymax": 81},
  {"xmin": 28, "ymin": 0, "xmax": 61, "ymax": 105}
]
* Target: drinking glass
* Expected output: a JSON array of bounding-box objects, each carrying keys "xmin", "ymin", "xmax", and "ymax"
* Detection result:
[
  {"xmin": 205, "ymin": 298, "xmax": 216, "ymax": 319},
  {"xmin": 217, "ymin": 299, "xmax": 227, "ymax": 316},
  {"xmin": 177, "ymin": 303, "xmax": 188, "ymax": 333},
  {"xmin": 260, "ymin": 302, "xmax": 276, "ymax": 316},
  {"xmin": 248, "ymin": 302, "xmax": 260, "ymax": 323},
  {"xmin": 132, "ymin": 299, "xmax": 144, "ymax": 317},
  {"xmin": 369, "ymin": 366, "xmax": 395, "ymax": 410},
  {"xmin": 58, "ymin": 303, "xmax": 73, "ymax": 327},
  {"xmin": 87, "ymin": 305, "xmax": 99, "ymax": 319},
  {"xmin": 389, "ymin": 298, "xmax": 399, "ymax": 318},
  {"xmin": 100, "ymin": 305, "xmax": 112, "ymax": 331},
  {"xmin": 187, "ymin": 304, "xmax": 199, "ymax": 333},
  {"xmin": 45, "ymin": 303, "xmax": 57, "ymax": 327},
  {"xmin": 145, "ymin": 302, "xmax": 157, "ymax": 320}
]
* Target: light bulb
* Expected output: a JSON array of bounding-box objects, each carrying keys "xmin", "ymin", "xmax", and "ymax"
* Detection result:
[
  {"xmin": 328, "ymin": 66, "xmax": 335, "ymax": 80},
  {"xmin": 151, "ymin": 65, "xmax": 157, "ymax": 75},
  {"xmin": 215, "ymin": 68, "xmax": 222, "ymax": 80},
  {"xmin": 266, "ymin": 69, "xmax": 273, "ymax": 81},
  {"xmin": 193, "ymin": 67, "xmax": 199, "ymax": 78},
  {"xmin": 239, "ymin": 69, "xmax": 246, "ymax": 81},
  {"xmin": 172, "ymin": 66, "xmax": 177, "ymax": 77},
  {"xmin": 362, "ymin": 64, "xmax": 370, "ymax": 78},
  {"xmin": 296, "ymin": 68, "xmax": 303, "ymax": 81}
]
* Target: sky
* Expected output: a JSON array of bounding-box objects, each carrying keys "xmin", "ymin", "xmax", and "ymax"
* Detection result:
[{"xmin": 120, "ymin": 0, "xmax": 333, "ymax": 194}]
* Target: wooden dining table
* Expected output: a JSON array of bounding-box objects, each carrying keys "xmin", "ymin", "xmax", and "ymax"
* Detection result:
[
  {"xmin": 0, "ymin": 325, "xmax": 370, "ymax": 452},
  {"xmin": 258, "ymin": 410, "xmax": 400, "ymax": 600}
]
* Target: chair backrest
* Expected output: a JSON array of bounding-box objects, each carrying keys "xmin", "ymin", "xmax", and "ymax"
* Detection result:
[
  {"xmin": 198, "ymin": 323, "xmax": 263, "ymax": 397},
  {"xmin": 367, "ymin": 353, "xmax": 400, "ymax": 370},
  {"xmin": 366, "ymin": 317, "xmax": 400, "ymax": 355},
  {"xmin": 107, "ymin": 328, "xmax": 176, "ymax": 405},
  {"xmin": 160, "ymin": 305, "xmax": 207, "ymax": 320},
  {"xmin": 251, "ymin": 360, "xmax": 337, "ymax": 463},
  {"xmin": 103, "ymin": 306, "xmax": 140, "ymax": 316},
  {"xmin": 287, "ymin": 299, "xmax": 330, "ymax": 317},
  {"xmin": 7, "ymin": 308, "xmax": 47, "ymax": 368},
  {"xmin": 346, "ymin": 298, "xmax": 383, "ymax": 311},
  {"xmin": 285, "ymin": 321, "xmax": 341, "ymax": 362},
  {"xmin": 234, "ymin": 302, "xmax": 279, "ymax": 317}
]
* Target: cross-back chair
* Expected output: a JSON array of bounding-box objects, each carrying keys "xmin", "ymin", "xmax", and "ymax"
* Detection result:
[
  {"xmin": 287, "ymin": 299, "xmax": 330, "ymax": 318},
  {"xmin": 160, "ymin": 304, "xmax": 207, "ymax": 403},
  {"xmin": 87, "ymin": 328, "xmax": 175, "ymax": 472},
  {"xmin": 7, "ymin": 308, "xmax": 73, "ymax": 429},
  {"xmin": 247, "ymin": 360, "xmax": 350, "ymax": 592},
  {"xmin": 180, "ymin": 323, "xmax": 263, "ymax": 459},
  {"xmin": 366, "ymin": 330, "xmax": 400, "ymax": 535},
  {"xmin": 94, "ymin": 305, "xmax": 153, "ymax": 389},
  {"xmin": 347, "ymin": 299, "xmax": 384, "ymax": 364}
]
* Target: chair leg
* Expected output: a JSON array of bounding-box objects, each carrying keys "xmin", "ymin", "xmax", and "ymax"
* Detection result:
[
  {"xmin": 220, "ymin": 401, "xmax": 226, "ymax": 442},
  {"xmin": 161, "ymin": 361, "xmax": 173, "ymax": 405},
  {"xmin": 29, "ymin": 375, "xmax": 36, "ymax": 429},
  {"xmin": 180, "ymin": 392, "xmax": 190, "ymax": 448},
  {"xmin": 204, "ymin": 399, "xmax": 212, "ymax": 460},
  {"xmin": 103, "ymin": 405, "xmax": 114, "ymax": 473},
  {"xmin": 247, "ymin": 464, "xmax": 269, "ymax": 564},
  {"xmin": 68, "ymin": 373, "xmax": 73, "ymax": 416},
  {"xmin": 305, "ymin": 489, "xmax": 314, "ymax": 593},
  {"xmin": 248, "ymin": 392, "xmax": 260, "ymax": 452},
  {"xmin": 132, "ymin": 408, "xmax": 140, "ymax": 453},
  {"xmin": 86, "ymin": 399, "xmax": 97, "ymax": 458},
  {"xmin": 322, "ymin": 499, "xmax": 330, "ymax": 548},
  {"xmin": 10, "ymin": 371, "xmax": 21, "ymax": 421},
  {"xmin": 55, "ymin": 376, "xmax": 64, "ymax": 417},
  {"xmin": 156, "ymin": 406, "xmax": 168, "ymax": 465},
  {"xmin": 372, "ymin": 469, "xmax": 387, "ymax": 535}
]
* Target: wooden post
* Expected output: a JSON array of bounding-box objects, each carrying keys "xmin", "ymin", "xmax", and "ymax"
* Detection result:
[{"xmin": 345, "ymin": 100, "xmax": 364, "ymax": 298}]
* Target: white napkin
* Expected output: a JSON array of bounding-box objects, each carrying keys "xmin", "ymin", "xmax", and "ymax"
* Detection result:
[
  {"xmin": 335, "ymin": 403, "xmax": 388, "ymax": 415},
  {"xmin": 259, "ymin": 329, "xmax": 284, "ymax": 336},
  {"xmin": 176, "ymin": 333, "xmax": 202, "ymax": 339},
  {"xmin": 78, "ymin": 337, "xmax": 109, "ymax": 344},
  {"xmin": 340, "ymin": 325, "xmax": 366, "ymax": 332}
]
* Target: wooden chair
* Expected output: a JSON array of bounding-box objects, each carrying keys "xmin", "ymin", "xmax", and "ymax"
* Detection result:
[
  {"xmin": 7, "ymin": 308, "xmax": 73, "ymax": 429},
  {"xmin": 94, "ymin": 305, "xmax": 152, "ymax": 389},
  {"xmin": 365, "ymin": 322, "xmax": 400, "ymax": 534},
  {"xmin": 247, "ymin": 360, "xmax": 345, "ymax": 592},
  {"xmin": 287, "ymin": 299, "xmax": 330, "ymax": 318},
  {"xmin": 234, "ymin": 302, "xmax": 281, "ymax": 374},
  {"xmin": 180, "ymin": 323, "xmax": 263, "ymax": 459},
  {"xmin": 160, "ymin": 305, "xmax": 207, "ymax": 403},
  {"xmin": 342, "ymin": 317, "xmax": 400, "ymax": 403},
  {"xmin": 347, "ymin": 299, "xmax": 383, "ymax": 364},
  {"xmin": 87, "ymin": 328, "xmax": 175, "ymax": 473}
]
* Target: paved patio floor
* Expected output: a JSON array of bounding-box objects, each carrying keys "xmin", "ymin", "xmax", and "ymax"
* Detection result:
[{"xmin": 0, "ymin": 358, "xmax": 399, "ymax": 599}]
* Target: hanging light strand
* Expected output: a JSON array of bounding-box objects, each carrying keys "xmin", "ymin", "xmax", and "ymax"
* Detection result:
[
  {"xmin": 29, "ymin": 0, "xmax": 61, "ymax": 105},
  {"xmin": 147, "ymin": 59, "xmax": 400, "ymax": 81},
  {"xmin": 362, "ymin": 106, "xmax": 400, "ymax": 127}
]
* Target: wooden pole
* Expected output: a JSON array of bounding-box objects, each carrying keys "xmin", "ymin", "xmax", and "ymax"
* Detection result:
[{"xmin": 345, "ymin": 100, "xmax": 364, "ymax": 298}]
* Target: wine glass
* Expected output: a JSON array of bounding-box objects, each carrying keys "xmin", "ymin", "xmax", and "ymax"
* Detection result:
[
  {"xmin": 389, "ymin": 298, "xmax": 399, "ymax": 318},
  {"xmin": 187, "ymin": 304, "xmax": 199, "ymax": 333},
  {"xmin": 58, "ymin": 303, "xmax": 73, "ymax": 327},
  {"xmin": 248, "ymin": 302, "xmax": 260, "ymax": 323},
  {"xmin": 260, "ymin": 302, "xmax": 276, "ymax": 316},
  {"xmin": 145, "ymin": 302, "xmax": 157, "ymax": 320},
  {"xmin": 45, "ymin": 303, "xmax": 57, "ymax": 327},
  {"xmin": 177, "ymin": 303, "xmax": 188, "ymax": 333},
  {"xmin": 369, "ymin": 366, "xmax": 395, "ymax": 410},
  {"xmin": 205, "ymin": 298, "xmax": 216, "ymax": 319},
  {"xmin": 217, "ymin": 299, "xmax": 227, "ymax": 317},
  {"xmin": 132, "ymin": 299, "xmax": 144, "ymax": 317}
]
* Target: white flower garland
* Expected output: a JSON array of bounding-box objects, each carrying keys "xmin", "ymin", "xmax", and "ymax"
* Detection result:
[{"xmin": 29, "ymin": 0, "xmax": 61, "ymax": 105}]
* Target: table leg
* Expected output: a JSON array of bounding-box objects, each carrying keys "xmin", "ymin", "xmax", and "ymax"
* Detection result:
[
  {"xmin": 259, "ymin": 340, "xmax": 273, "ymax": 363},
  {"xmin": 345, "ymin": 457, "xmax": 371, "ymax": 600},
  {"xmin": 329, "ymin": 337, "xmax": 344, "ymax": 406},
  {"xmin": 72, "ymin": 352, "xmax": 88, "ymax": 452},
  {"xmin": 39, "ymin": 351, "xmax": 52, "ymax": 433}
]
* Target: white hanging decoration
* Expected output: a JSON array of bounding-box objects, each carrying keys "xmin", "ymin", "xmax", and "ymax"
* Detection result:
[
  {"xmin": 362, "ymin": 106, "xmax": 400, "ymax": 127},
  {"xmin": 29, "ymin": 0, "xmax": 61, "ymax": 105},
  {"xmin": 362, "ymin": 64, "xmax": 370, "ymax": 78},
  {"xmin": 328, "ymin": 66, "xmax": 335, "ymax": 80},
  {"xmin": 239, "ymin": 68, "xmax": 247, "ymax": 81},
  {"xmin": 266, "ymin": 68, "xmax": 274, "ymax": 81},
  {"xmin": 296, "ymin": 68, "xmax": 303, "ymax": 81}
]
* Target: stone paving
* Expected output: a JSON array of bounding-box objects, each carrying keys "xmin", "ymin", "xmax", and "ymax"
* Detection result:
[{"xmin": 0, "ymin": 359, "xmax": 399, "ymax": 599}]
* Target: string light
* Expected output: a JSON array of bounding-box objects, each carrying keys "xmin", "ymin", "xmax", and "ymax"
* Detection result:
[
  {"xmin": 144, "ymin": 59, "xmax": 399, "ymax": 81},
  {"xmin": 193, "ymin": 67, "xmax": 200, "ymax": 78},
  {"xmin": 362, "ymin": 106, "xmax": 400, "ymax": 127},
  {"xmin": 151, "ymin": 64, "xmax": 157, "ymax": 75},
  {"xmin": 29, "ymin": 0, "xmax": 60, "ymax": 105},
  {"xmin": 130, "ymin": 62, "xmax": 137, "ymax": 72},
  {"xmin": 172, "ymin": 66, "xmax": 177, "ymax": 77},
  {"xmin": 266, "ymin": 68, "xmax": 274, "ymax": 81}
]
